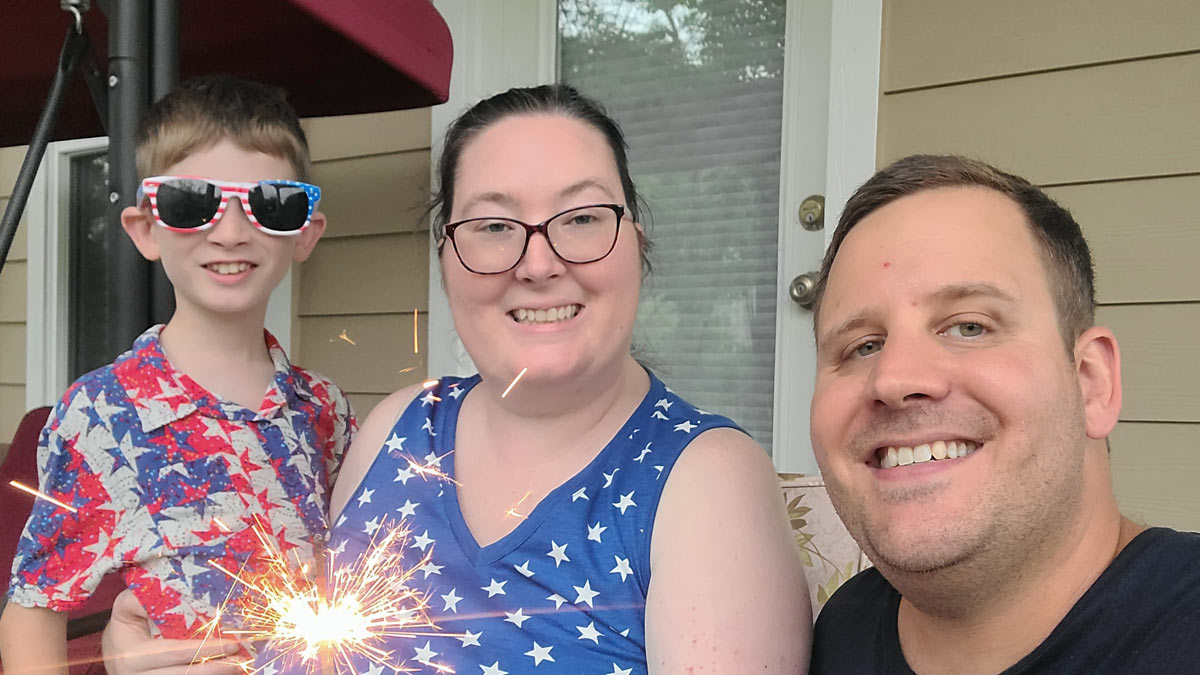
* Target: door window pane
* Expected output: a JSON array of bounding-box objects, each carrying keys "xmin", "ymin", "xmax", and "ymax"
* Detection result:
[{"xmin": 559, "ymin": 0, "xmax": 786, "ymax": 454}]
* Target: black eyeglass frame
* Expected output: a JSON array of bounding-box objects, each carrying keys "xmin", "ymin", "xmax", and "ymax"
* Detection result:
[{"xmin": 442, "ymin": 203, "xmax": 626, "ymax": 275}]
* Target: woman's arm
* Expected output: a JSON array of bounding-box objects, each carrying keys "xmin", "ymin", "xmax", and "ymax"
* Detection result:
[
  {"xmin": 101, "ymin": 590, "xmax": 241, "ymax": 675},
  {"xmin": 645, "ymin": 427, "xmax": 812, "ymax": 674}
]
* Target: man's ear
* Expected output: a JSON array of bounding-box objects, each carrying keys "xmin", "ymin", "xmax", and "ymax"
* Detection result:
[
  {"xmin": 1075, "ymin": 326, "xmax": 1122, "ymax": 440},
  {"xmin": 292, "ymin": 211, "xmax": 327, "ymax": 263},
  {"xmin": 120, "ymin": 205, "xmax": 161, "ymax": 261}
]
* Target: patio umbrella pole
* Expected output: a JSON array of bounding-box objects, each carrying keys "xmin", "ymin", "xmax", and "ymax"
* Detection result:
[{"xmin": 0, "ymin": 19, "xmax": 90, "ymax": 277}]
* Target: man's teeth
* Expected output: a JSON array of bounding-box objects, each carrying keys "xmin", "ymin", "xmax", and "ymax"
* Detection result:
[
  {"xmin": 512, "ymin": 305, "xmax": 580, "ymax": 324},
  {"xmin": 878, "ymin": 440, "xmax": 978, "ymax": 469},
  {"xmin": 207, "ymin": 262, "xmax": 252, "ymax": 275}
]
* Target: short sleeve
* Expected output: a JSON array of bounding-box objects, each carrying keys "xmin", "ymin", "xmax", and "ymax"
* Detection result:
[{"xmin": 7, "ymin": 385, "xmax": 123, "ymax": 611}]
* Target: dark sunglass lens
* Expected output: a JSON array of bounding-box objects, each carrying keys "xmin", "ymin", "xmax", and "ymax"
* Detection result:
[
  {"xmin": 249, "ymin": 183, "xmax": 309, "ymax": 232},
  {"xmin": 156, "ymin": 179, "xmax": 221, "ymax": 229}
]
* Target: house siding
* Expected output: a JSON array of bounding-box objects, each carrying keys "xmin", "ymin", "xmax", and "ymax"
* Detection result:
[
  {"xmin": 878, "ymin": 0, "xmax": 1200, "ymax": 531},
  {"xmin": 295, "ymin": 109, "xmax": 433, "ymax": 418},
  {"xmin": 0, "ymin": 146, "xmax": 29, "ymax": 443}
]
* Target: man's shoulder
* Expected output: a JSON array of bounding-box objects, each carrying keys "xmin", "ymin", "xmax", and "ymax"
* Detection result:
[
  {"xmin": 811, "ymin": 567, "xmax": 905, "ymax": 673},
  {"xmin": 815, "ymin": 566, "xmax": 896, "ymax": 629}
]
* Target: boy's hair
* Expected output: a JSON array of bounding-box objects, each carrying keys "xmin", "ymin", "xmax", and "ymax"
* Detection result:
[{"xmin": 136, "ymin": 74, "xmax": 312, "ymax": 181}]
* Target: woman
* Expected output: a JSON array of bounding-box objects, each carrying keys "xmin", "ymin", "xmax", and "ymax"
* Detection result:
[{"xmin": 104, "ymin": 85, "xmax": 811, "ymax": 674}]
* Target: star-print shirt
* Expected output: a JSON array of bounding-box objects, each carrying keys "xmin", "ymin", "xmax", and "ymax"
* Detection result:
[
  {"xmin": 7, "ymin": 325, "xmax": 355, "ymax": 639},
  {"xmin": 311, "ymin": 372, "xmax": 740, "ymax": 675}
]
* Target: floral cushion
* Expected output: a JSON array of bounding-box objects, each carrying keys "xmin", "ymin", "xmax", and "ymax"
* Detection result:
[{"xmin": 778, "ymin": 474, "xmax": 872, "ymax": 620}]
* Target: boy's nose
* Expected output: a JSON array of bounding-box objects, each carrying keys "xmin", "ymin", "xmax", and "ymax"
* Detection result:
[{"xmin": 206, "ymin": 197, "xmax": 254, "ymax": 245}]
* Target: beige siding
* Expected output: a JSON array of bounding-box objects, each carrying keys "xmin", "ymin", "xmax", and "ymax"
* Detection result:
[
  {"xmin": 0, "ymin": 147, "xmax": 28, "ymax": 442},
  {"xmin": 294, "ymin": 109, "xmax": 433, "ymax": 418},
  {"xmin": 879, "ymin": 1, "xmax": 1200, "ymax": 530}
]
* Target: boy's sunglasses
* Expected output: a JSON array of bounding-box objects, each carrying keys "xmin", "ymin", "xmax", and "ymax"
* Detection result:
[{"xmin": 137, "ymin": 176, "xmax": 321, "ymax": 236}]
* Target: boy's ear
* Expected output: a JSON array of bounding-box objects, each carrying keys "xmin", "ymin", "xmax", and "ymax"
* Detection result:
[
  {"xmin": 292, "ymin": 211, "xmax": 327, "ymax": 262},
  {"xmin": 120, "ymin": 205, "xmax": 161, "ymax": 261}
]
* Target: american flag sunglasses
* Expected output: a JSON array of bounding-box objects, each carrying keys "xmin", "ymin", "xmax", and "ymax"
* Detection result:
[{"xmin": 137, "ymin": 176, "xmax": 322, "ymax": 236}]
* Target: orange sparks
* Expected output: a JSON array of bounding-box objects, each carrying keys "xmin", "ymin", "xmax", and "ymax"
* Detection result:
[
  {"xmin": 500, "ymin": 367, "xmax": 528, "ymax": 399},
  {"xmin": 213, "ymin": 517, "xmax": 232, "ymax": 532},
  {"xmin": 412, "ymin": 308, "xmax": 420, "ymax": 354},
  {"xmin": 331, "ymin": 330, "xmax": 356, "ymax": 346},
  {"xmin": 8, "ymin": 480, "xmax": 77, "ymax": 513},
  {"xmin": 398, "ymin": 367, "xmax": 416, "ymax": 374},
  {"xmin": 505, "ymin": 491, "xmax": 532, "ymax": 519},
  {"xmin": 422, "ymin": 380, "xmax": 438, "ymax": 389}
]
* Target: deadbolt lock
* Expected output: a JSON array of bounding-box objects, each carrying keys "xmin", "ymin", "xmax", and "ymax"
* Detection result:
[{"xmin": 799, "ymin": 195, "xmax": 825, "ymax": 231}]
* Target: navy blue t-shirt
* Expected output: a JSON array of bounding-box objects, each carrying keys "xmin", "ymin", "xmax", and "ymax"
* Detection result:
[{"xmin": 811, "ymin": 528, "xmax": 1200, "ymax": 674}]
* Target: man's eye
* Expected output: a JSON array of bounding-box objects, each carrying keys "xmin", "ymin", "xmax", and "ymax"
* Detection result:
[
  {"xmin": 946, "ymin": 322, "xmax": 985, "ymax": 338},
  {"xmin": 853, "ymin": 340, "xmax": 882, "ymax": 358}
]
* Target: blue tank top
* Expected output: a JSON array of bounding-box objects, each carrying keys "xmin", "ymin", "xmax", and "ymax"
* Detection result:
[{"xmin": 327, "ymin": 372, "xmax": 739, "ymax": 674}]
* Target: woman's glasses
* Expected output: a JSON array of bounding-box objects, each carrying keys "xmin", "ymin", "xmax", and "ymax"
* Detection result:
[
  {"xmin": 443, "ymin": 203, "xmax": 625, "ymax": 274},
  {"xmin": 137, "ymin": 176, "xmax": 322, "ymax": 236}
]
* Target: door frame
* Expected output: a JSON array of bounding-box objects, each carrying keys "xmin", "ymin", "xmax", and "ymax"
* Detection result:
[{"xmin": 426, "ymin": 0, "xmax": 881, "ymax": 473}]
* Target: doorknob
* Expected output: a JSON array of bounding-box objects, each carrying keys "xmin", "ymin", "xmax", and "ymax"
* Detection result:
[{"xmin": 789, "ymin": 272, "xmax": 820, "ymax": 309}]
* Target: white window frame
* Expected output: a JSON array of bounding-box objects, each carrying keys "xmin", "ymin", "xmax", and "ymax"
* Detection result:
[{"xmin": 25, "ymin": 138, "xmax": 293, "ymax": 408}]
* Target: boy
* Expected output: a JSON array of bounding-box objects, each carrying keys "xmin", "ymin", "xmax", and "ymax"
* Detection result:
[{"xmin": 0, "ymin": 74, "xmax": 355, "ymax": 672}]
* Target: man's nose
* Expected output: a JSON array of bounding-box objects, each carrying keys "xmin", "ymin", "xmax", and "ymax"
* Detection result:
[{"xmin": 867, "ymin": 331, "xmax": 951, "ymax": 408}]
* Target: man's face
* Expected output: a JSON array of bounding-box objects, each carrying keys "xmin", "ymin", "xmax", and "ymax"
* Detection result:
[{"xmin": 810, "ymin": 186, "xmax": 1088, "ymax": 575}]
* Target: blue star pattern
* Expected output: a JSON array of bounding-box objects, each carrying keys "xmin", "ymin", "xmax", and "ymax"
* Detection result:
[{"xmin": 307, "ymin": 372, "xmax": 739, "ymax": 674}]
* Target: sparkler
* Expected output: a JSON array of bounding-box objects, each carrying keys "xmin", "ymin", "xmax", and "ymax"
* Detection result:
[
  {"xmin": 505, "ymin": 491, "xmax": 532, "ymax": 520},
  {"xmin": 203, "ymin": 517, "xmax": 453, "ymax": 674},
  {"xmin": 500, "ymin": 367, "xmax": 528, "ymax": 399},
  {"xmin": 8, "ymin": 480, "xmax": 77, "ymax": 513},
  {"xmin": 332, "ymin": 330, "xmax": 357, "ymax": 346}
]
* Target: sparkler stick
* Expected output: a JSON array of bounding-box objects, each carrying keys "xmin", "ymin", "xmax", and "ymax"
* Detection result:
[
  {"xmin": 8, "ymin": 480, "xmax": 77, "ymax": 513},
  {"xmin": 501, "ymin": 367, "xmax": 528, "ymax": 398}
]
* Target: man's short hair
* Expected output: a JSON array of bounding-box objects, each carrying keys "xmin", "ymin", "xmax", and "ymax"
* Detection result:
[
  {"xmin": 136, "ymin": 74, "xmax": 312, "ymax": 181},
  {"xmin": 813, "ymin": 154, "xmax": 1096, "ymax": 351}
]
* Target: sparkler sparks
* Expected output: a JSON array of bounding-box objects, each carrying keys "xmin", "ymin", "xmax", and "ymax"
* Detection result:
[
  {"xmin": 500, "ymin": 367, "xmax": 528, "ymax": 399},
  {"xmin": 205, "ymin": 518, "xmax": 452, "ymax": 674},
  {"xmin": 8, "ymin": 480, "xmax": 77, "ymax": 513},
  {"xmin": 505, "ymin": 491, "xmax": 532, "ymax": 520},
  {"xmin": 331, "ymin": 330, "xmax": 357, "ymax": 346},
  {"xmin": 413, "ymin": 308, "xmax": 420, "ymax": 354}
]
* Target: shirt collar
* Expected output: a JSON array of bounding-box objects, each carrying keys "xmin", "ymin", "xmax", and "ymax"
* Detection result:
[{"xmin": 120, "ymin": 325, "xmax": 312, "ymax": 432}]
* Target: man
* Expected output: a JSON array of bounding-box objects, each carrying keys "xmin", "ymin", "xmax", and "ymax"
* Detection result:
[{"xmin": 807, "ymin": 154, "xmax": 1200, "ymax": 674}]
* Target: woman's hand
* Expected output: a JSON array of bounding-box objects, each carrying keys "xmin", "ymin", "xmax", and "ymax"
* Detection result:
[{"xmin": 102, "ymin": 589, "xmax": 242, "ymax": 675}]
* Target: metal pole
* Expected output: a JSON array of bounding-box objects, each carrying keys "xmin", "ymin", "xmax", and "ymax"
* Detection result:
[
  {"xmin": 0, "ymin": 24, "xmax": 89, "ymax": 277},
  {"xmin": 148, "ymin": 0, "xmax": 179, "ymax": 323},
  {"xmin": 107, "ymin": 0, "xmax": 151, "ymax": 356}
]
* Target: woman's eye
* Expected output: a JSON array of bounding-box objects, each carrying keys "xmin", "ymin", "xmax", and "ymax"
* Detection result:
[
  {"xmin": 473, "ymin": 220, "xmax": 513, "ymax": 234},
  {"xmin": 946, "ymin": 322, "xmax": 985, "ymax": 338}
]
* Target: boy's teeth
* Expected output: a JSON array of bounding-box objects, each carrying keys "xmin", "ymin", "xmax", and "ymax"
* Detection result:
[
  {"xmin": 208, "ymin": 262, "xmax": 251, "ymax": 275},
  {"xmin": 876, "ymin": 440, "xmax": 978, "ymax": 468},
  {"xmin": 512, "ymin": 304, "xmax": 580, "ymax": 324}
]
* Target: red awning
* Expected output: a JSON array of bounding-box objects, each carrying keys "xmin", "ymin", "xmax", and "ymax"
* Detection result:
[{"xmin": 0, "ymin": 0, "xmax": 453, "ymax": 147}]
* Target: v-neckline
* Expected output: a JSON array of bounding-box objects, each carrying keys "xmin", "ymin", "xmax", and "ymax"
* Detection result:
[{"xmin": 438, "ymin": 374, "xmax": 661, "ymax": 567}]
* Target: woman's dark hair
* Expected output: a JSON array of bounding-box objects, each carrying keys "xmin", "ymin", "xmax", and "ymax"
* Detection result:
[{"xmin": 430, "ymin": 84, "xmax": 650, "ymax": 268}]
